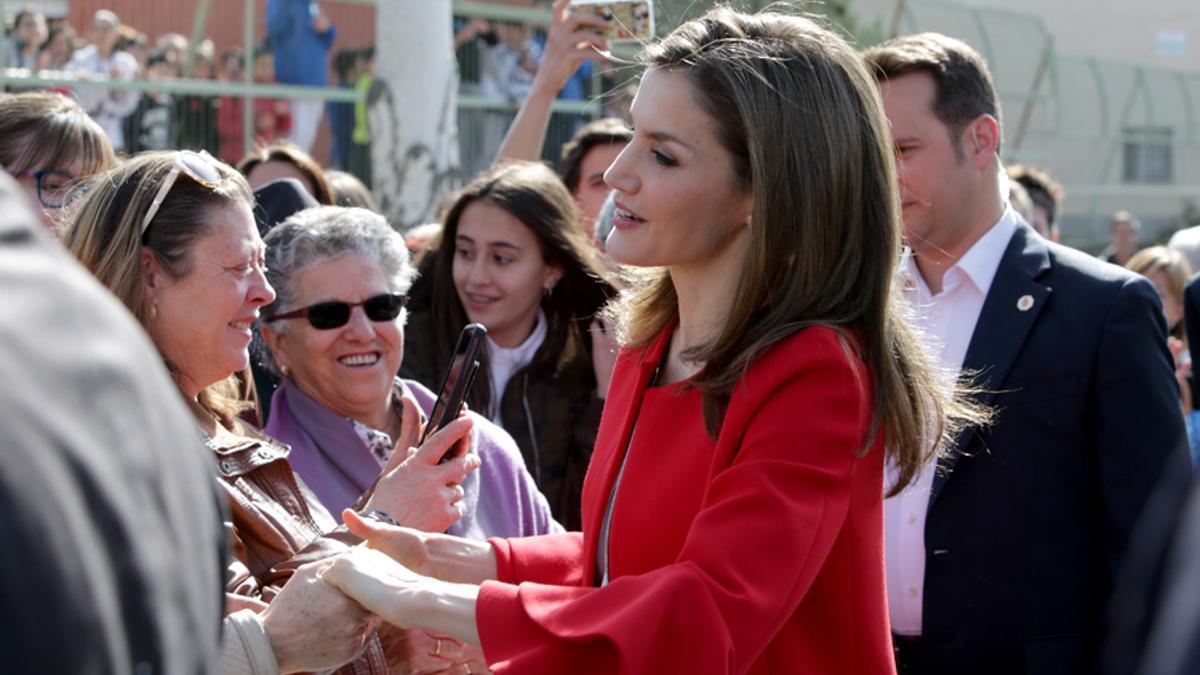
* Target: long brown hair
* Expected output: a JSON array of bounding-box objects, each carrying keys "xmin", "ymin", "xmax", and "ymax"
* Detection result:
[
  {"xmin": 417, "ymin": 161, "xmax": 614, "ymax": 414},
  {"xmin": 63, "ymin": 152, "xmax": 255, "ymax": 430},
  {"xmin": 612, "ymin": 7, "xmax": 981, "ymax": 495}
]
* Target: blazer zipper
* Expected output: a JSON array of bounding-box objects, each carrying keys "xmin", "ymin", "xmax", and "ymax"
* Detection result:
[
  {"xmin": 599, "ymin": 361, "xmax": 661, "ymax": 586},
  {"xmin": 600, "ymin": 443, "xmax": 632, "ymax": 586},
  {"xmin": 521, "ymin": 373, "xmax": 542, "ymax": 486}
]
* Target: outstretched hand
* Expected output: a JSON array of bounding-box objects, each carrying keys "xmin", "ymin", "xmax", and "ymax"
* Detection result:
[{"xmin": 319, "ymin": 546, "xmax": 428, "ymax": 629}]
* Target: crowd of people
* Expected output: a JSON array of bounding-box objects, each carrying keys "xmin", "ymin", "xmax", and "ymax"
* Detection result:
[
  {"xmin": 1, "ymin": 3, "xmax": 374, "ymax": 179},
  {"xmin": 4, "ymin": 1, "xmax": 1200, "ymax": 674}
]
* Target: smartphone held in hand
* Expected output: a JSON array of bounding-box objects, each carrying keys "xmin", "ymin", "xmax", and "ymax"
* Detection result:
[
  {"xmin": 422, "ymin": 323, "xmax": 487, "ymax": 453},
  {"xmin": 569, "ymin": 0, "xmax": 655, "ymax": 43}
]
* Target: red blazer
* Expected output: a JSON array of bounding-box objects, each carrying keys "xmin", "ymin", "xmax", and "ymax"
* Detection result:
[{"xmin": 478, "ymin": 325, "xmax": 895, "ymax": 674}]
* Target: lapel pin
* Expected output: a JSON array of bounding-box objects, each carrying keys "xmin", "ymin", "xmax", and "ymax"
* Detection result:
[{"xmin": 1017, "ymin": 295, "xmax": 1034, "ymax": 312}]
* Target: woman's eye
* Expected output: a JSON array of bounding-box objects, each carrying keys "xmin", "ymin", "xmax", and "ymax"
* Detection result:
[
  {"xmin": 652, "ymin": 150, "xmax": 678, "ymax": 167},
  {"xmin": 494, "ymin": 255, "xmax": 512, "ymax": 265},
  {"xmin": 456, "ymin": 248, "xmax": 473, "ymax": 259}
]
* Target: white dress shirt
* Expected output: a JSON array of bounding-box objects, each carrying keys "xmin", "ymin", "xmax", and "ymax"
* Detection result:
[{"xmin": 885, "ymin": 207, "xmax": 1020, "ymax": 635}]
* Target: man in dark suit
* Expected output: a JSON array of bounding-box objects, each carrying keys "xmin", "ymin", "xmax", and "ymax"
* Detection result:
[{"xmin": 864, "ymin": 34, "xmax": 1189, "ymax": 675}]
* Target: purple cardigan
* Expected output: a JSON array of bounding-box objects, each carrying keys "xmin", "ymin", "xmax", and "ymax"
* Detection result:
[{"xmin": 265, "ymin": 377, "xmax": 562, "ymax": 539}]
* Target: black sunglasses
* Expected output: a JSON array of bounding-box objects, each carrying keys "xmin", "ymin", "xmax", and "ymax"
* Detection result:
[{"xmin": 265, "ymin": 293, "xmax": 407, "ymax": 330}]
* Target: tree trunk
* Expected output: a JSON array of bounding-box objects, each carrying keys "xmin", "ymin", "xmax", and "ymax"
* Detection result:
[{"xmin": 372, "ymin": 0, "xmax": 461, "ymax": 230}]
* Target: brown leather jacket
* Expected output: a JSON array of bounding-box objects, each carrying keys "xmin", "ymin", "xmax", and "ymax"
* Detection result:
[{"xmin": 206, "ymin": 424, "xmax": 398, "ymax": 673}]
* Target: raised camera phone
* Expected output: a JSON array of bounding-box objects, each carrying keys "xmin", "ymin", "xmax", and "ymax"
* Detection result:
[
  {"xmin": 421, "ymin": 324, "xmax": 487, "ymax": 456},
  {"xmin": 569, "ymin": 0, "xmax": 654, "ymax": 43}
]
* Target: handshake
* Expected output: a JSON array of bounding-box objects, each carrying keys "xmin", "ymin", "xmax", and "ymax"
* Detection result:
[{"xmin": 236, "ymin": 510, "xmax": 493, "ymax": 675}]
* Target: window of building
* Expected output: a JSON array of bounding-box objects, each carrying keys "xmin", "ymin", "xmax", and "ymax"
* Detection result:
[{"xmin": 1122, "ymin": 126, "xmax": 1173, "ymax": 183}]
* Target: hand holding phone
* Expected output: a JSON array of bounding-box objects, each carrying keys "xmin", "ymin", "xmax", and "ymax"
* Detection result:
[
  {"xmin": 422, "ymin": 324, "xmax": 487, "ymax": 455},
  {"xmin": 569, "ymin": 0, "xmax": 655, "ymax": 43}
]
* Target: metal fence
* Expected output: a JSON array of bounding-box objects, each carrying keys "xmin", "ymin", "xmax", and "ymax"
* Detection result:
[{"xmin": 0, "ymin": 0, "xmax": 607, "ymax": 180}]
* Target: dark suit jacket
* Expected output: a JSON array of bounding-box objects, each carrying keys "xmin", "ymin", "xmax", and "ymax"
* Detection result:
[{"xmin": 918, "ymin": 222, "xmax": 1190, "ymax": 675}]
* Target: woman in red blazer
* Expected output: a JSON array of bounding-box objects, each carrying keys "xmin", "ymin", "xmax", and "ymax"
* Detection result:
[{"xmin": 319, "ymin": 4, "xmax": 971, "ymax": 673}]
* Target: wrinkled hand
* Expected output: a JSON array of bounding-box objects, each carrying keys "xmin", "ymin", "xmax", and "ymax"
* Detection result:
[
  {"xmin": 530, "ymin": 0, "xmax": 610, "ymax": 96},
  {"xmin": 261, "ymin": 560, "xmax": 374, "ymax": 674},
  {"xmin": 365, "ymin": 406, "xmax": 479, "ymax": 533},
  {"xmin": 320, "ymin": 546, "xmax": 428, "ymax": 630},
  {"xmin": 591, "ymin": 317, "xmax": 618, "ymax": 399}
]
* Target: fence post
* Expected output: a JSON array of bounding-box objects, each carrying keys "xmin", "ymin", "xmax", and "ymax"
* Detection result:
[{"xmin": 243, "ymin": 0, "xmax": 256, "ymax": 158}]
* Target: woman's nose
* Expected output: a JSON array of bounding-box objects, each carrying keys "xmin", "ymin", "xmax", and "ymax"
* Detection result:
[
  {"xmin": 604, "ymin": 144, "xmax": 639, "ymax": 196},
  {"xmin": 250, "ymin": 267, "xmax": 275, "ymax": 307}
]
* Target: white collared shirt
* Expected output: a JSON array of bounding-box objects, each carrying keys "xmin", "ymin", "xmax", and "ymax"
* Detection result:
[{"xmin": 885, "ymin": 207, "xmax": 1020, "ymax": 636}]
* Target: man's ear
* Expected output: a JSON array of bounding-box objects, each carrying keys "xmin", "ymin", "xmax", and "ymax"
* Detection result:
[{"xmin": 966, "ymin": 114, "xmax": 1001, "ymax": 169}]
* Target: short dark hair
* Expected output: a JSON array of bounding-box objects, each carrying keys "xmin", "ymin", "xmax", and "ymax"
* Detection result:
[
  {"xmin": 559, "ymin": 117, "xmax": 632, "ymax": 193},
  {"xmin": 1007, "ymin": 164, "xmax": 1064, "ymax": 224},
  {"xmin": 863, "ymin": 33, "xmax": 1002, "ymax": 156}
]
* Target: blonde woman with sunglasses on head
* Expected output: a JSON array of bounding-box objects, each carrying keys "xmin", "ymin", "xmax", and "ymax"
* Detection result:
[{"xmin": 63, "ymin": 151, "xmax": 484, "ymax": 675}]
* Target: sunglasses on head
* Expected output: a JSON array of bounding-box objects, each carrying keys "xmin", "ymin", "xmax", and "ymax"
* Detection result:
[
  {"xmin": 265, "ymin": 293, "xmax": 408, "ymax": 330},
  {"xmin": 141, "ymin": 150, "xmax": 222, "ymax": 235}
]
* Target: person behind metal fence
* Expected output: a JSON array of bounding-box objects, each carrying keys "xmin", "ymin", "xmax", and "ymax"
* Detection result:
[
  {"xmin": 402, "ymin": 161, "xmax": 617, "ymax": 532},
  {"xmin": 65, "ymin": 9, "xmax": 139, "ymax": 152},
  {"xmin": 61, "ymin": 150, "xmax": 482, "ymax": 674},
  {"xmin": 316, "ymin": 7, "xmax": 975, "ymax": 673},
  {"xmin": 265, "ymin": 0, "xmax": 335, "ymax": 154},
  {"xmin": 864, "ymin": 31, "xmax": 1189, "ymax": 675}
]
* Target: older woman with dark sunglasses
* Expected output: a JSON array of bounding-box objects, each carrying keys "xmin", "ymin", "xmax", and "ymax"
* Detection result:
[
  {"xmin": 259, "ymin": 206, "xmax": 560, "ymax": 541},
  {"xmin": 64, "ymin": 151, "xmax": 482, "ymax": 674}
]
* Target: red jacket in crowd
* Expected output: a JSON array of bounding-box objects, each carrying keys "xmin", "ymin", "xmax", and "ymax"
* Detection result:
[{"xmin": 217, "ymin": 92, "xmax": 292, "ymax": 164}]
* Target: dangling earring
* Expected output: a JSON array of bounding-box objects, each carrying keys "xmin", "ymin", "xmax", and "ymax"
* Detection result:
[
  {"xmin": 543, "ymin": 285, "xmax": 554, "ymax": 300},
  {"xmin": 149, "ymin": 304, "xmax": 158, "ymax": 320}
]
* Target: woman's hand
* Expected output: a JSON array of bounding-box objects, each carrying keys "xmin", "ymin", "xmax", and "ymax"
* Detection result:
[
  {"xmin": 364, "ymin": 415, "xmax": 480, "ymax": 533},
  {"xmin": 320, "ymin": 547, "xmax": 424, "ymax": 629},
  {"xmin": 529, "ymin": 0, "xmax": 610, "ymax": 98},
  {"xmin": 391, "ymin": 628, "xmax": 489, "ymax": 675},
  {"xmin": 321, "ymin": 546, "xmax": 483, "ymax": 647},
  {"xmin": 591, "ymin": 317, "xmax": 618, "ymax": 399},
  {"xmin": 343, "ymin": 509, "xmax": 498, "ymax": 585}
]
